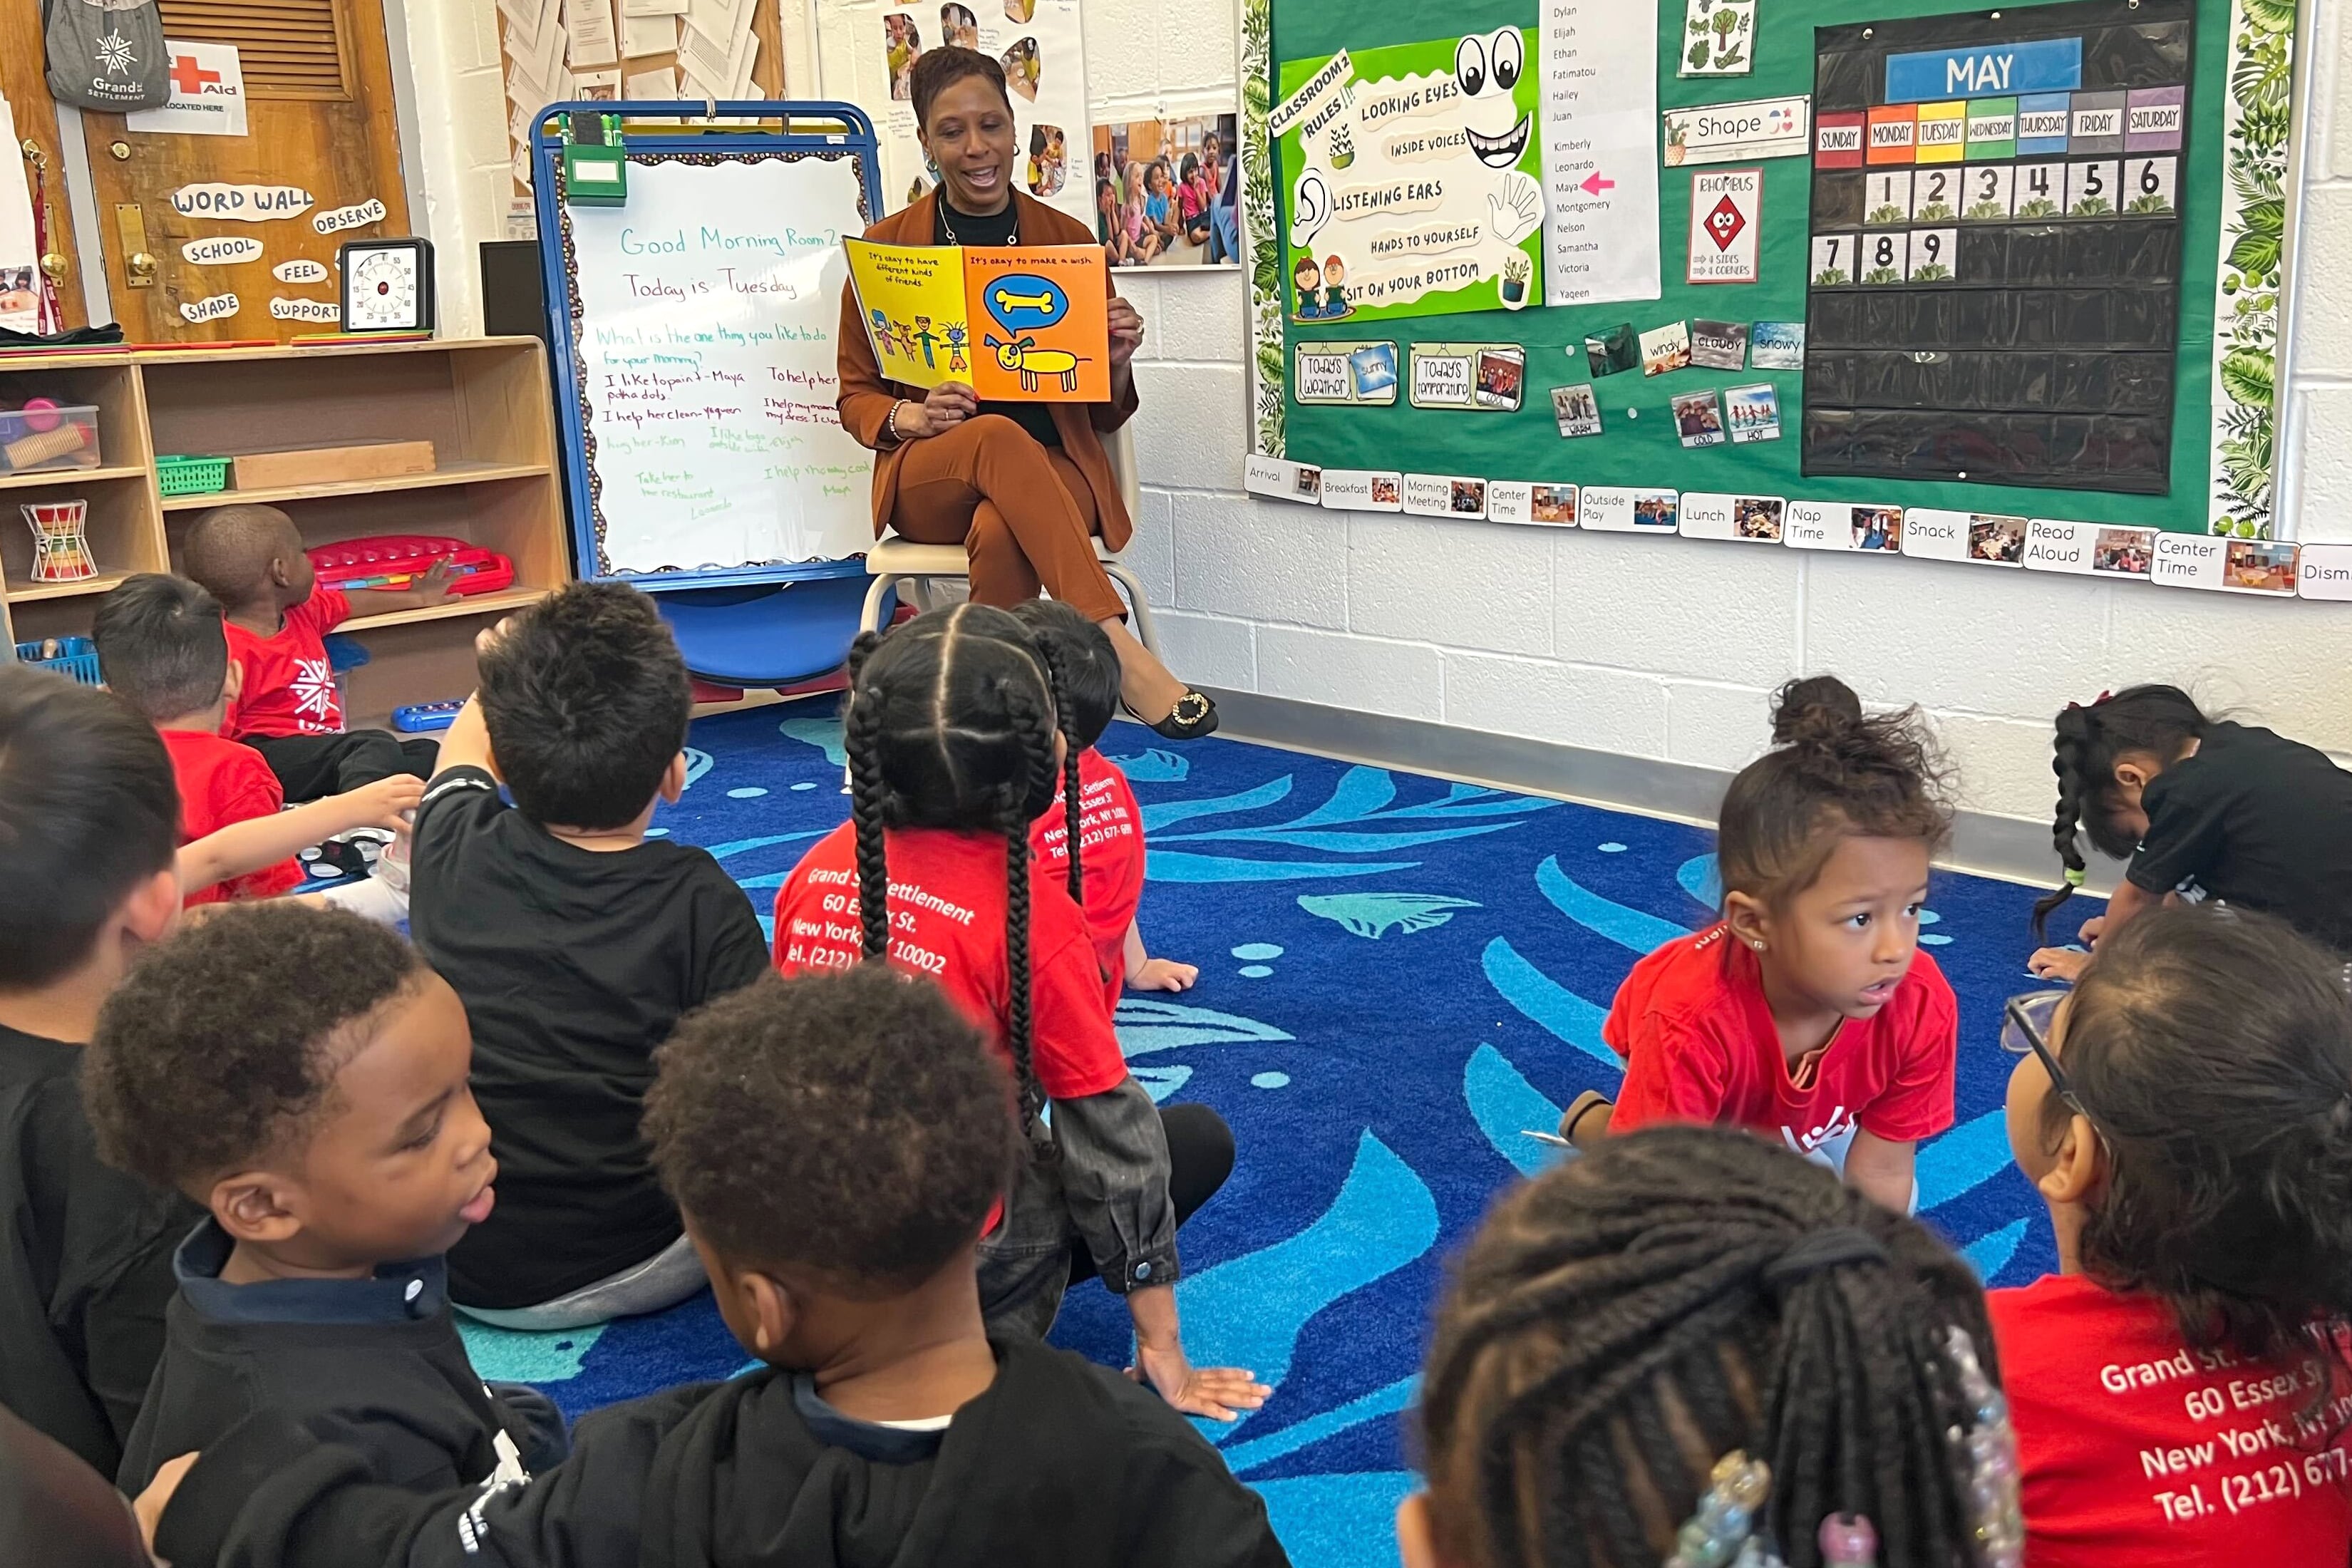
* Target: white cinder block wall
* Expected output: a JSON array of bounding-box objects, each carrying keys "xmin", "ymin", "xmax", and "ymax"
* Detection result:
[{"xmin": 391, "ymin": 0, "xmax": 2352, "ymax": 826}]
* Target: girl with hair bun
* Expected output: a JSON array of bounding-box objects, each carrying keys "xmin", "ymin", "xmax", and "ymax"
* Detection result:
[
  {"xmin": 1563, "ymin": 676, "xmax": 1959, "ymax": 1214},
  {"xmin": 1401, "ymin": 1124, "xmax": 2023, "ymax": 1568},
  {"xmin": 770, "ymin": 605, "xmax": 1263, "ymax": 1422},
  {"xmin": 2023, "ymin": 686, "xmax": 2352, "ymax": 982},
  {"xmin": 1994, "ymin": 904, "xmax": 2352, "ymax": 1563}
]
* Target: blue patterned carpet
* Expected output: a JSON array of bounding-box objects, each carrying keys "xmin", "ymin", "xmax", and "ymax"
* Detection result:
[{"xmin": 455, "ymin": 701, "xmax": 2062, "ymax": 1568}]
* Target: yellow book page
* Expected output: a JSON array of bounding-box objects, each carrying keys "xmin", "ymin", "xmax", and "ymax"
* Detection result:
[
  {"xmin": 963, "ymin": 246, "xmax": 1111, "ymax": 403},
  {"xmin": 845, "ymin": 239, "xmax": 974, "ymax": 390}
]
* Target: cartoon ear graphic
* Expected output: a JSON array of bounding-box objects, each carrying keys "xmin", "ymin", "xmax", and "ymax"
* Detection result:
[
  {"xmin": 1454, "ymin": 33, "xmax": 1489, "ymax": 96},
  {"xmin": 1488, "ymin": 28, "xmax": 1524, "ymax": 93},
  {"xmin": 1289, "ymin": 168, "xmax": 1334, "ymax": 249}
]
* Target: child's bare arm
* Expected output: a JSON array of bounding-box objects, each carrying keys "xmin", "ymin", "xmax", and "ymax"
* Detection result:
[
  {"xmin": 1844, "ymin": 1130, "xmax": 1917, "ymax": 1213},
  {"xmin": 177, "ymin": 775, "xmax": 422, "ymax": 894},
  {"xmin": 344, "ymin": 558, "xmax": 458, "ymax": 615},
  {"xmin": 1123, "ymin": 920, "xmax": 1197, "ymax": 992},
  {"xmin": 432, "ymin": 691, "xmax": 495, "ymax": 778}
]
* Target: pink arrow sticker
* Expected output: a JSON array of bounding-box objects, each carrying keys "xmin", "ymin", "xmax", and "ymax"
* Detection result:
[{"xmin": 1580, "ymin": 170, "xmax": 1616, "ymax": 195}]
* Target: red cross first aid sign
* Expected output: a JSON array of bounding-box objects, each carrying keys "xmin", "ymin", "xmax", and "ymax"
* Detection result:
[
  {"xmin": 1686, "ymin": 168, "xmax": 1763, "ymax": 284},
  {"xmin": 126, "ymin": 41, "xmax": 248, "ymax": 137}
]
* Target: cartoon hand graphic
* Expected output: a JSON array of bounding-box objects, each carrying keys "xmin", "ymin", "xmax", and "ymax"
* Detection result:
[{"xmin": 1487, "ymin": 174, "xmax": 1543, "ymax": 245}]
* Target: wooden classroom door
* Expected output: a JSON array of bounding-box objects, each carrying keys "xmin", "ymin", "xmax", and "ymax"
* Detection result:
[
  {"xmin": 1, "ymin": 0, "xmax": 92, "ymax": 328},
  {"xmin": 78, "ymin": 0, "xmax": 411, "ymax": 341}
]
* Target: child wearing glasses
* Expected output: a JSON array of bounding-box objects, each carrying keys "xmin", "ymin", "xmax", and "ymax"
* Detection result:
[
  {"xmin": 2026, "ymin": 685, "xmax": 2352, "ymax": 981},
  {"xmin": 1993, "ymin": 904, "xmax": 2352, "ymax": 1566},
  {"xmin": 1562, "ymin": 676, "xmax": 1959, "ymax": 1215}
]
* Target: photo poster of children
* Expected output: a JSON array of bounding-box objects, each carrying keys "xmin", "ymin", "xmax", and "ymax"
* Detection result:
[
  {"xmin": 1273, "ymin": 29, "xmax": 1547, "ymax": 324},
  {"xmin": 865, "ymin": 0, "xmax": 1094, "ymax": 228},
  {"xmin": 1091, "ymin": 110, "xmax": 1241, "ymax": 267}
]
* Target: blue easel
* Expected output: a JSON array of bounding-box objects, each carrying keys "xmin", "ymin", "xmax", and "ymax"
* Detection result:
[{"xmin": 531, "ymin": 102, "xmax": 889, "ymax": 687}]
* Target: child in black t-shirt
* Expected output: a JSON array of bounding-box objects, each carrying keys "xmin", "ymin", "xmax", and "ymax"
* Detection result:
[
  {"xmin": 2026, "ymin": 685, "xmax": 2352, "ymax": 979},
  {"xmin": 409, "ymin": 584, "xmax": 768, "ymax": 1328},
  {"xmin": 81, "ymin": 902, "xmax": 562, "ymax": 1495},
  {"xmin": 142, "ymin": 966, "xmax": 1286, "ymax": 1568},
  {"xmin": 0, "ymin": 666, "xmax": 377, "ymax": 1477}
]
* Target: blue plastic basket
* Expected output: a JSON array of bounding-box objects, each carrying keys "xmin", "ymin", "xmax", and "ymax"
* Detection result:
[{"xmin": 14, "ymin": 636, "xmax": 100, "ymax": 685}]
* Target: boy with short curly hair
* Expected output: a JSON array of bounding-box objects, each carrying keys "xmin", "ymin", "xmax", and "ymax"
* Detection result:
[
  {"xmin": 412, "ymin": 582, "xmax": 768, "ymax": 1326},
  {"xmin": 144, "ymin": 966, "xmax": 1286, "ymax": 1568},
  {"xmin": 82, "ymin": 902, "xmax": 559, "ymax": 1495}
]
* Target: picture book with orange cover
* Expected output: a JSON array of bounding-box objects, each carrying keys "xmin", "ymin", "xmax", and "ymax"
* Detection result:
[{"xmin": 844, "ymin": 240, "xmax": 1110, "ymax": 402}]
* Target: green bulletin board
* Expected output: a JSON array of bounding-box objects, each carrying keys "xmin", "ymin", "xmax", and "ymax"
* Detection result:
[{"xmin": 1260, "ymin": 0, "xmax": 2276, "ymax": 535}]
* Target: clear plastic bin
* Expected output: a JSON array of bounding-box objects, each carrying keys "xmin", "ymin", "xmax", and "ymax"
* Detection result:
[{"xmin": 0, "ymin": 403, "xmax": 102, "ymax": 475}]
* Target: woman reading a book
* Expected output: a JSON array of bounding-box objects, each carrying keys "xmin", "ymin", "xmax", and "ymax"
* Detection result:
[{"xmin": 835, "ymin": 46, "xmax": 1216, "ymax": 740}]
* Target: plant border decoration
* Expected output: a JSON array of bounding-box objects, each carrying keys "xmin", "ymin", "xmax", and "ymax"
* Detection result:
[
  {"xmin": 2208, "ymin": 0, "xmax": 2295, "ymax": 537},
  {"xmin": 1242, "ymin": 0, "xmax": 1284, "ymax": 456}
]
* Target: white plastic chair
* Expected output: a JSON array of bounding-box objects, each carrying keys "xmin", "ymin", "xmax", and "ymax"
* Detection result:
[{"xmin": 857, "ymin": 425, "xmax": 1159, "ymax": 654}]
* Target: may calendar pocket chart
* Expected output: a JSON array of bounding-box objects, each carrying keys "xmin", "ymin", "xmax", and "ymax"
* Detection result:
[{"xmin": 1800, "ymin": 0, "xmax": 2189, "ymax": 493}]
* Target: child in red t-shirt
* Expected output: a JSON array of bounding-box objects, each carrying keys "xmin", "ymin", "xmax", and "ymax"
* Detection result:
[
  {"xmin": 773, "ymin": 604, "xmax": 1262, "ymax": 1424},
  {"xmin": 1991, "ymin": 905, "xmax": 2352, "ymax": 1567},
  {"xmin": 1568, "ymin": 676, "xmax": 1958, "ymax": 1214},
  {"xmin": 181, "ymin": 504, "xmax": 450, "ymax": 802},
  {"xmin": 1013, "ymin": 600, "xmax": 1196, "ymax": 1008},
  {"xmin": 91, "ymin": 573, "xmax": 423, "ymax": 907}
]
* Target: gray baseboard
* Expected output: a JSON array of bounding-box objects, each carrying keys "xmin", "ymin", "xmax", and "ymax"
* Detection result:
[{"xmin": 1170, "ymin": 687, "xmax": 2116, "ymax": 896}]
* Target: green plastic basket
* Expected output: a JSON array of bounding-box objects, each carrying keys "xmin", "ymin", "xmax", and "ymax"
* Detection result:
[{"xmin": 156, "ymin": 454, "xmax": 231, "ymax": 497}]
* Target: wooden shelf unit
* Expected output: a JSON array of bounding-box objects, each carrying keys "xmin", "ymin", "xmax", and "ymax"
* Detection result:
[{"xmin": 0, "ymin": 339, "xmax": 569, "ymax": 723}]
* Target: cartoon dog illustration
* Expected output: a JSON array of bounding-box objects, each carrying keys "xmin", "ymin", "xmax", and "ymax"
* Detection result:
[{"xmin": 985, "ymin": 332, "xmax": 1088, "ymax": 393}]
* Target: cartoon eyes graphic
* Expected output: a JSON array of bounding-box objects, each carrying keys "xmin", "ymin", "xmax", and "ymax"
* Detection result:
[{"xmin": 1454, "ymin": 29, "xmax": 1524, "ymax": 98}]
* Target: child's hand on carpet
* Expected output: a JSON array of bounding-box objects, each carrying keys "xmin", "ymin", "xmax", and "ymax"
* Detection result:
[
  {"xmin": 2027, "ymin": 946, "xmax": 2088, "ymax": 982},
  {"xmin": 1130, "ymin": 1344, "xmax": 1270, "ymax": 1423},
  {"xmin": 1129, "ymin": 956, "xmax": 1198, "ymax": 992}
]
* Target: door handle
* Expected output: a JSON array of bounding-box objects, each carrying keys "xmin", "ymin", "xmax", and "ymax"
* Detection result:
[{"xmin": 115, "ymin": 204, "xmax": 155, "ymax": 288}]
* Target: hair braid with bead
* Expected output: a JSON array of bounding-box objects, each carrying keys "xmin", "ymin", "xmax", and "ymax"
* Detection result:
[{"xmin": 1417, "ymin": 1126, "xmax": 1998, "ymax": 1568}]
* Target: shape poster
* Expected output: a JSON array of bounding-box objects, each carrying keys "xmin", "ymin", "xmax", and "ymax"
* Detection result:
[
  {"xmin": 845, "ymin": 240, "xmax": 1110, "ymax": 400},
  {"xmin": 1538, "ymin": 0, "xmax": 1661, "ymax": 306},
  {"xmin": 1800, "ymin": 0, "xmax": 2191, "ymax": 493},
  {"xmin": 1274, "ymin": 27, "xmax": 1547, "ymax": 324}
]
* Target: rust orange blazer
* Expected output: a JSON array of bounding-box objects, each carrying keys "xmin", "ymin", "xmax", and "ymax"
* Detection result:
[{"xmin": 835, "ymin": 189, "xmax": 1138, "ymax": 552}]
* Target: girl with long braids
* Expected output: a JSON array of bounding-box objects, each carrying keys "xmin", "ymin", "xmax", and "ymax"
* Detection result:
[
  {"xmin": 771, "ymin": 604, "xmax": 1264, "ymax": 1422},
  {"xmin": 1400, "ymin": 1124, "xmax": 2025, "ymax": 1568},
  {"xmin": 1995, "ymin": 906, "xmax": 2352, "ymax": 1564},
  {"xmin": 2023, "ymin": 686, "xmax": 2352, "ymax": 983},
  {"xmin": 1562, "ymin": 676, "xmax": 1958, "ymax": 1214}
]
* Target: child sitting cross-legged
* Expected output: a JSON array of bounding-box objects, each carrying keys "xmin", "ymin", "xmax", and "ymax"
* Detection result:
[
  {"xmin": 83, "ymin": 901, "xmax": 564, "ymax": 1497},
  {"xmin": 1563, "ymin": 676, "xmax": 1959, "ymax": 1213},
  {"xmin": 1992, "ymin": 904, "xmax": 2352, "ymax": 1564},
  {"xmin": 181, "ymin": 504, "xmax": 448, "ymax": 801},
  {"xmin": 1401, "ymin": 1125, "xmax": 2024, "ymax": 1568},
  {"xmin": 92, "ymin": 572, "xmax": 425, "ymax": 913},
  {"xmin": 414, "ymin": 582, "xmax": 770, "ymax": 1328},
  {"xmin": 1011, "ymin": 598, "xmax": 1197, "ymax": 999},
  {"xmin": 137, "ymin": 966, "xmax": 1290, "ymax": 1568}
]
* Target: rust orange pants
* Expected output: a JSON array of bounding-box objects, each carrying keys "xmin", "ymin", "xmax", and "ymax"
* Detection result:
[{"xmin": 886, "ymin": 413, "xmax": 1125, "ymax": 621}]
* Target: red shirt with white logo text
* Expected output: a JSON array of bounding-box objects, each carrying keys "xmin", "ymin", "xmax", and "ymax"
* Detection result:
[
  {"xmin": 772, "ymin": 822, "xmax": 1128, "ymax": 1100},
  {"xmin": 160, "ymin": 727, "xmax": 303, "ymax": 905},
  {"xmin": 1602, "ymin": 924, "xmax": 1956, "ymax": 1152},
  {"xmin": 1030, "ymin": 748, "xmax": 1146, "ymax": 1009},
  {"xmin": 1989, "ymin": 1273, "xmax": 2352, "ymax": 1567},
  {"xmin": 224, "ymin": 587, "xmax": 350, "ymax": 739}
]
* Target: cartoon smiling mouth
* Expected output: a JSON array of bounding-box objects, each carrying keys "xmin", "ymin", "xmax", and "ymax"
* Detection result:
[{"xmin": 1466, "ymin": 114, "xmax": 1532, "ymax": 168}]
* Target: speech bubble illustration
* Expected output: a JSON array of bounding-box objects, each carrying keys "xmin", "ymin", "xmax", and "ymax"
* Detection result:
[{"xmin": 980, "ymin": 272, "xmax": 1069, "ymax": 334}]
